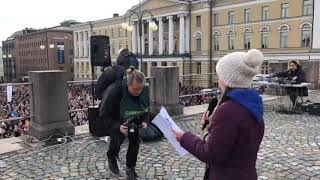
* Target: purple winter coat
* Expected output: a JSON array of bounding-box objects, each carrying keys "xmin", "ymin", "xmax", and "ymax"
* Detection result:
[{"xmin": 180, "ymin": 99, "xmax": 264, "ymax": 180}]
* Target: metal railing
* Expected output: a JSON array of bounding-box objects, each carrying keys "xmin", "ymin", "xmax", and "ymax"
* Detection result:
[
  {"xmin": 179, "ymin": 91, "xmax": 220, "ymax": 98},
  {"xmin": 0, "ymin": 82, "xmax": 32, "ymax": 87}
]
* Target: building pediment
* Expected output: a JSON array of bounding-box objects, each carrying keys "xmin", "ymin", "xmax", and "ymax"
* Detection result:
[{"xmin": 129, "ymin": 0, "xmax": 188, "ymax": 12}]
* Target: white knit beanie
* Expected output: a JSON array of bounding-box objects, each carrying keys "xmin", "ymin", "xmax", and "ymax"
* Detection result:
[{"xmin": 216, "ymin": 49, "xmax": 264, "ymax": 88}]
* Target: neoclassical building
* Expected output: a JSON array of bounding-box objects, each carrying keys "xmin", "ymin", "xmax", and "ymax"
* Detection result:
[{"xmin": 72, "ymin": 0, "xmax": 320, "ymax": 88}]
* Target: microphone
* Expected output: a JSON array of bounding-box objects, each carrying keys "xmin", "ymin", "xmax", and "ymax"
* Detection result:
[{"xmin": 202, "ymin": 97, "xmax": 218, "ymax": 130}]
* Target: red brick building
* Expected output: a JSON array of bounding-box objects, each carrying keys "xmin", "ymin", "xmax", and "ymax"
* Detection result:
[{"xmin": 14, "ymin": 27, "xmax": 74, "ymax": 80}]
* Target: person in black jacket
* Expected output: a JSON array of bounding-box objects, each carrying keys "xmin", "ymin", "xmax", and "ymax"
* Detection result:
[
  {"xmin": 272, "ymin": 61, "xmax": 308, "ymax": 107},
  {"xmin": 105, "ymin": 69, "xmax": 149, "ymax": 180},
  {"xmin": 95, "ymin": 49, "xmax": 139, "ymax": 100}
]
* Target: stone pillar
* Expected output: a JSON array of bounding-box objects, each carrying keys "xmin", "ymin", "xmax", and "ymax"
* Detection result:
[
  {"xmin": 73, "ymin": 32, "xmax": 78, "ymax": 58},
  {"xmin": 168, "ymin": 16, "xmax": 174, "ymax": 54},
  {"xmin": 150, "ymin": 66, "xmax": 183, "ymax": 116},
  {"xmin": 148, "ymin": 20, "xmax": 154, "ymax": 55},
  {"xmin": 179, "ymin": 14, "xmax": 185, "ymax": 54},
  {"xmin": 302, "ymin": 61, "xmax": 319, "ymax": 89},
  {"xmin": 185, "ymin": 17, "xmax": 190, "ymax": 53},
  {"xmin": 142, "ymin": 22, "xmax": 145, "ymax": 55},
  {"xmin": 29, "ymin": 70, "xmax": 74, "ymax": 140},
  {"xmin": 79, "ymin": 32, "xmax": 83, "ymax": 57},
  {"xmin": 132, "ymin": 22, "xmax": 137, "ymax": 53},
  {"xmin": 158, "ymin": 17, "xmax": 164, "ymax": 55},
  {"xmin": 313, "ymin": 0, "xmax": 320, "ymax": 49},
  {"xmin": 137, "ymin": 23, "xmax": 141, "ymax": 54},
  {"xmin": 83, "ymin": 31, "xmax": 87, "ymax": 57}
]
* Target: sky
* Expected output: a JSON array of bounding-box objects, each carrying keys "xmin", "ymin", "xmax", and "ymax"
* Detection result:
[{"xmin": 0, "ymin": 0, "xmax": 139, "ymax": 46}]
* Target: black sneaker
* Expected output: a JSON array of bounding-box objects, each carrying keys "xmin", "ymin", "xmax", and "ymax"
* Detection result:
[
  {"xmin": 126, "ymin": 167, "xmax": 138, "ymax": 180},
  {"xmin": 108, "ymin": 157, "xmax": 119, "ymax": 175}
]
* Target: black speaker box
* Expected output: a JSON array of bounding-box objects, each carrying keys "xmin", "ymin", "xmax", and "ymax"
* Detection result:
[
  {"xmin": 90, "ymin": 35, "xmax": 111, "ymax": 67},
  {"xmin": 88, "ymin": 106, "xmax": 109, "ymax": 137}
]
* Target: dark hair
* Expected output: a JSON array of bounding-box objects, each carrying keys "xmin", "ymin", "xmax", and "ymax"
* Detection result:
[
  {"xmin": 217, "ymin": 86, "xmax": 233, "ymax": 107},
  {"xmin": 289, "ymin": 61, "xmax": 298, "ymax": 65},
  {"xmin": 289, "ymin": 60, "xmax": 301, "ymax": 69}
]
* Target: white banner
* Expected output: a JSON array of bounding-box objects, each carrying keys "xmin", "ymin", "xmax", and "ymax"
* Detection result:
[{"xmin": 7, "ymin": 86, "xmax": 12, "ymax": 102}]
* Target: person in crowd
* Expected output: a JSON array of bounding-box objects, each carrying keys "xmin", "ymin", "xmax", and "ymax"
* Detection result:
[{"xmin": 173, "ymin": 49, "xmax": 265, "ymax": 180}]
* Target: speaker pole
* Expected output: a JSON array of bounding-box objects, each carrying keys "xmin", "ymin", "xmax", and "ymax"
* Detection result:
[{"xmin": 89, "ymin": 21, "xmax": 95, "ymax": 106}]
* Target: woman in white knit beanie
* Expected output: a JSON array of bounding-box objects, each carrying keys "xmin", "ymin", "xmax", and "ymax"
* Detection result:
[{"xmin": 173, "ymin": 49, "xmax": 265, "ymax": 180}]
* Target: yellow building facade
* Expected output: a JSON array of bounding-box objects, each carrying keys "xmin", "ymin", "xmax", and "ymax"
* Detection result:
[{"xmin": 72, "ymin": 0, "xmax": 320, "ymax": 88}]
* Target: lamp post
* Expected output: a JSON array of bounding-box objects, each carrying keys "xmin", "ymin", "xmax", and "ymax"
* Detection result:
[{"xmin": 121, "ymin": 0, "xmax": 158, "ymax": 71}]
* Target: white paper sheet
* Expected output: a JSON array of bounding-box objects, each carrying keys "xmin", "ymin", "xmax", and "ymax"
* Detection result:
[
  {"xmin": 7, "ymin": 86, "xmax": 12, "ymax": 102},
  {"xmin": 152, "ymin": 106, "xmax": 188, "ymax": 156}
]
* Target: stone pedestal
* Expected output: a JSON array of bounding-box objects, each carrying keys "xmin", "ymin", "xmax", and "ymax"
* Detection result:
[
  {"xmin": 302, "ymin": 61, "xmax": 319, "ymax": 89},
  {"xmin": 150, "ymin": 66, "xmax": 183, "ymax": 116},
  {"xmin": 29, "ymin": 70, "xmax": 74, "ymax": 140}
]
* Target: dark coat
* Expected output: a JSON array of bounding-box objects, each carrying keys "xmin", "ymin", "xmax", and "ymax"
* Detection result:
[
  {"xmin": 180, "ymin": 89, "xmax": 265, "ymax": 180},
  {"xmin": 275, "ymin": 66, "xmax": 306, "ymax": 83}
]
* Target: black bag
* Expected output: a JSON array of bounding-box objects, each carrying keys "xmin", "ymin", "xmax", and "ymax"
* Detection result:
[
  {"xmin": 88, "ymin": 106, "xmax": 109, "ymax": 137},
  {"xmin": 140, "ymin": 122, "xmax": 163, "ymax": 142},
  {"xmin": 308, "ymin": 103, "xmax": 320, "ymax": 116}
]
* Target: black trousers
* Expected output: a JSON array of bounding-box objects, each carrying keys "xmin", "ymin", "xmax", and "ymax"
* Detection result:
[
  {"xmin": 107, "ymin": 125, "xmax": 140, "ymax": 168},
  {"xmin": 286, "ymin": 87, "xmax": 308, "ymax": 106}
]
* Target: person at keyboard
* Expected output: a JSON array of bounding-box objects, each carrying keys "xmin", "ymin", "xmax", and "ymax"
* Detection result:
[{"xmin": 271, "ymin": 61, "xmax": 307, "ymax": 107}]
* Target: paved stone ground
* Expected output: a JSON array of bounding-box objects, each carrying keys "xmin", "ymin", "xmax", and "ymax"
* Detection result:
[{"xmin": 0, "ymin": 92, "xmax": 320, "ymax": 180}]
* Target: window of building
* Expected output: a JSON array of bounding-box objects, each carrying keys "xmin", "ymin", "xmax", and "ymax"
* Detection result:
[
  {"xmin": 260, "ymin": 61, "xmax": 269, "ymax": 74},
  {"xmin": 227, "ymin": 30, "xmax": 235, "ymax": 50},
  {"xmin": 197, "ymin": 63, "xmax": 201, "ymax": 74},
  {"xmin": 213, "ymin": 13, "xmax": 219, "ymax": 26},
  {"xmin": 161, "ymin": 62, "xmax": 167, "ymax": 66},
  {"xmin": 301, "ymin": 23, "xmax": 312, "ymax": 47},
  {"xmin": 281, "ymin": 3, "xmax": 289, "ymax": 18},
  {"xmin": 228, "ymin": 11, "xmax": 235, "ymax": 24},
  {"xmin": 196, "ymin": 16, "xmax": 201, "ymax": 27},
  {"xmin": 194, "ymin": 32, "xmax": 203, "ymax": 52},
  {"xmin": 244, "ymin": 9, "xmax": 251, "ymax": 23},
  {"xmin": 280, "ymin": 25, "xmax": 290, "ymax": 48},
  {"xmin": 172, "ymin": 62, "xmax": 177, "ymax": 66},
  {"xmin": 111, "ymin": 29, "xmax": 114, "ymax": 38},
  {"xmin": 118, "ymin": 28, "xmax": 122, "ymax": 37},
  {"xmin": 243, "ymin": 29, "xmax": 252, "ymax": 50},
  {"xmin": 213, "ymin": 32, "xmax": 220, "ymax": 51},
  {"xmin": 196, "ymin": 39, "xmax": 202, "ymax": 52},
  {"xmin": 112, "ymin": 46, "xmax": 115, "ymax": 55},
  {"xmin": 303, "ymin": 0, "xmax": 312, "ymax": 15},
  {"xmin": 260, "ymin": 27, "xmax": 270, "ymax": 49},
  {"xmin": 262, "ymin": 6, "xmax": 269, "ymax": 20}
]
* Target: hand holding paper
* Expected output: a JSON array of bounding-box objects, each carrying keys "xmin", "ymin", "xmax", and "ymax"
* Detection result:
[
  {"xmin": 172, "ymin": 129, "xmax": 185, "ymax": 142},
  {"xmin": 151, "ymin": 107, "xmax": 188, "ymax": 156}
]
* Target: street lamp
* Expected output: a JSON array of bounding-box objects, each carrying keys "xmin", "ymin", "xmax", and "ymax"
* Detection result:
[
  {"xmin": 40, "ymin": 43, "xmax": 55, "ymax": 70},
  {"xmin": 121, "ymin": 1, "xmax": 158, "ymax": 72}
]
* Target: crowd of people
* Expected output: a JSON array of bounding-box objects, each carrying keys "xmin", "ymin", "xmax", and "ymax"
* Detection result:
[
  {"xmin": 0, "ymin": 86, "xmax": 31, "ymax": 139},
  {"xmin": 0, "ymin": 84, "xmax": 213, "ymax": 139},
  {"xmin": 179, "ymin": 86, "xmax": 215, "ymax": 107}
]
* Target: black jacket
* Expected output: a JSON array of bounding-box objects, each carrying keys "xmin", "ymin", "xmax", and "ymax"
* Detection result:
[
  {"xmin": 95, "ymin": 65, "xmax": 126, "ymax": 100},
  {"xmin": 274, "ymin": 66, "xmax": 306, "ymax": 83}
]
